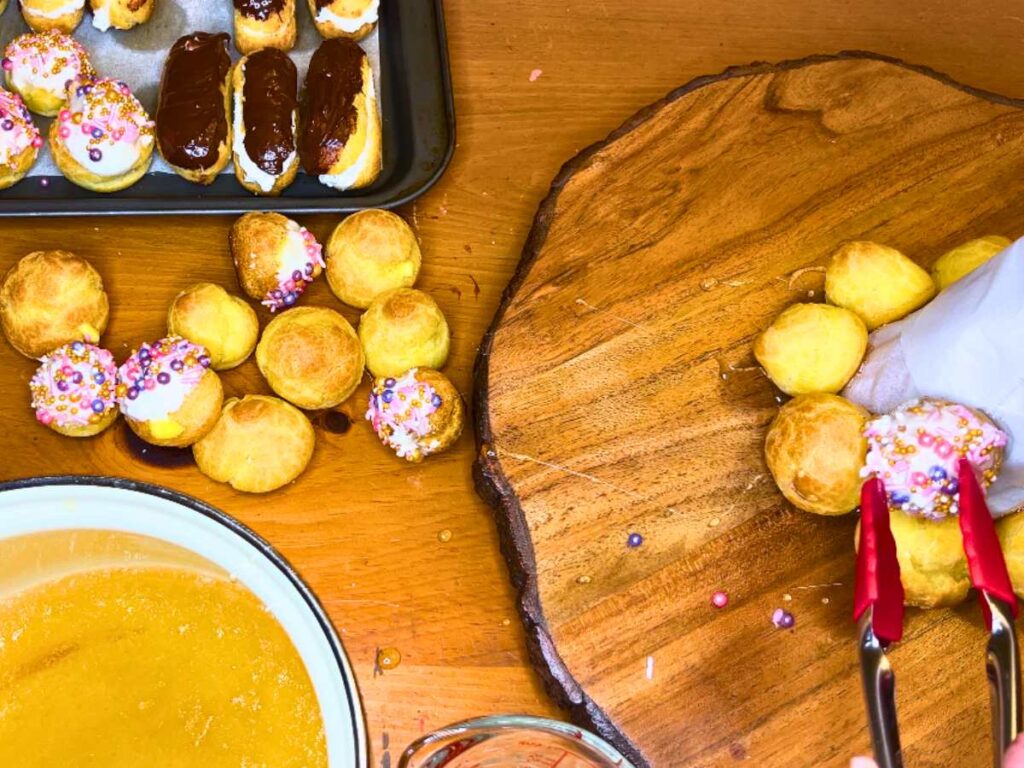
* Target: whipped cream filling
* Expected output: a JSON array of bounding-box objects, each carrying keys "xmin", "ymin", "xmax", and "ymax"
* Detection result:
[
  {"xmin": 318, "ymin": 76, "xmax": 379, "ymax": 191},
  {"xmin": 316, "ymin": 0, "xmax": 379, "ymax": 32},
  {"xmin": 57, "ymin": 79, "xmax": 153, "ymax": 178},
  {"xmin": 232, "ymin": 78, "xmax": 297, "ymax": 193},
  {"xmin": 21, "ymin": 0, "xmax": 84, "ymax": 20},
  {"xmin": 91, "ymin": 1, "xmax": 111, "ymax": 31}
]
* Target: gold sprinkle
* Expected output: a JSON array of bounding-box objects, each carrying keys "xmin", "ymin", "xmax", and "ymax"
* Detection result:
[
  {"xmin": 708, "ymin": 517, "xmax": 721, "ymax": 528},
  {"xmin": 437, "ymin": 529, "xmax": 452, "ymax": 543},
  {"xmin": 783, "ymin": 593, "xmax": 792, "ymax": 602},
  {"xmin": 576, "ymin": 575, "xmax": 592, "ymax": 585},
  {"xmin": 376, "ymin": 647, "xmax": 402, "ymax": 670}
]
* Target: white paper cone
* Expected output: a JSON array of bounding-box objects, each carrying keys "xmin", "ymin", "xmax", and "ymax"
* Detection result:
[{"xmin": 844, "ymin": 236, "xmax": 1024, "ymax": 515}]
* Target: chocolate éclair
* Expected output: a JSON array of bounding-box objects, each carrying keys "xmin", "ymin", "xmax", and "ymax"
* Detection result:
[
  {"xmin": 299, "ymin": 38, "xmax": 381, "ymax": 191},
  {"xmin": 156, "ymin": 32, "xmax": 232, "ymax": 185},
  {"xmin": 232, "ymin": 47, "xmax": 299, "ymax": 196}
]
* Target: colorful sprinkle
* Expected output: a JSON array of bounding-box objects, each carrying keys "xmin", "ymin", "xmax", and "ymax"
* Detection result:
[
  {"xmin": 711, "ymin": 591, "xmax": 729, "ymax": 608},
  {"xmin": 862, "ymin": 398, "xmax": 1007, "ymax": 520},
  {"xmin": 30, "ymin": 342, "xmax": 118, "ymax": 430},
  {"xmin": 772, "ymin": 608, "xmax": 795, "ymax": 629},
  {"xmin": 260, "ymin": 221, "xmax": 325, "ymax": 312},
  {"xmin": 627, "ymin": 532, "xmax": 643, "ymax": 548},
  {"xmin": 366, "ymin": 369, "xmax": 445, "ymax": 462},
  {"xmin": 117, "ymin": 336, "xmax": 209, "ymax": 422}
]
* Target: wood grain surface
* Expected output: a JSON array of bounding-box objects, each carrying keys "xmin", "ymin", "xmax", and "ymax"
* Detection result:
[
  {"xmin": 475, "ymin": 51, "xmax": 1024, "ymax": 768},
  {"xmin": 2, "ymin": 2, "xmax": 1024, "ymax": 767}
]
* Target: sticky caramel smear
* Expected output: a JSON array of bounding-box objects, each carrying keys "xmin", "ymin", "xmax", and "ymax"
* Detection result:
[{"xmin": 0, "ymin": 566, "xmax": 326, "ymax": 767}]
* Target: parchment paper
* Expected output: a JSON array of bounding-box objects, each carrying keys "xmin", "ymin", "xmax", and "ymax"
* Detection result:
[
  {"xmin": 844, "ymin": 237, "xmax": 1024, "ymax": 514},
  {"xmin": 0, "ymin": 1, "xmax": 380, "ymax": 176}
]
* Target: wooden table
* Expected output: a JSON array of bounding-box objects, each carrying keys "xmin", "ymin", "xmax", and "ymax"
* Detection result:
[{"xmin": 2, "ymin": 2, "xmax": 1024, "ymax": 765}]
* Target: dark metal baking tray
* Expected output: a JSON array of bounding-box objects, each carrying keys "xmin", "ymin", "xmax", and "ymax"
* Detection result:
[{"xmin": 0, "ymin": 0, "xmax": 454, "ymax": 216}]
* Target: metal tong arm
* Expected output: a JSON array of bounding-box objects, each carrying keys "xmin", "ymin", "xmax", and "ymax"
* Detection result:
[{"xmin": 858, "ymin": 608, "xmax": 903, "ymax": 768}]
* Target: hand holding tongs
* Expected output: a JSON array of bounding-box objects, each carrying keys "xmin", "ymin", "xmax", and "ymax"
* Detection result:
[{"xmin": 854, "ymin": 458, "xmax": 1022, "ymax": 768}]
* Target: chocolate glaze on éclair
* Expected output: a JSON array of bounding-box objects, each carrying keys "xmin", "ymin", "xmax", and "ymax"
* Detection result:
[
  {"xmin": 299, "ymin": 38, "xmax": 365, "ymax": 175},
  {"xmin": 234, "ymin": 0, "xmax": 287, "ymax": 21},
  {"xmin": 242, "ymin": 48, "xmax": 298, "ymax": 176},
  {"xmin": 156, "ymin": 33, "xmax": 231, "ymax": 171}
]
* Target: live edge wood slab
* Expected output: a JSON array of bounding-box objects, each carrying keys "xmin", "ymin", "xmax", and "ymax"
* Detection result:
[{"xmin": 475, "ymin": 52, "xmax": 1024, "ymax": 767}]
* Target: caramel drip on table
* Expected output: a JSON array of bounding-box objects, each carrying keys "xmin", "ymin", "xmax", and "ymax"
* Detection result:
[
  {"xmin": 242, "ymin": 49, "xmax": 298, "ymax": 176},
  {"xmin": 233, "ymin": 0, "xmax": 287, "ymax": 21},
  {"xmin": 299, "ymin": 38, "xmax": 365, "ymax": 175},
  {"xmin": 156, "ymin": 33, "xmax": 231, "ymax": 171}
]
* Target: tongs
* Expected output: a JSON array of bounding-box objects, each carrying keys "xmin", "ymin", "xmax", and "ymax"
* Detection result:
[{"xmin": 854, "ymin": 458, "xmax": 1022, "ymax": 768}]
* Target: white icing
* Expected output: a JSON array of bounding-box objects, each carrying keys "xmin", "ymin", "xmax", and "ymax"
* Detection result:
[
  {"xmin": 91, "ymin": 1, "xmax": 111, "ymax": 31},
  {"xmin": 120, "ymin": 377, "xmax": 191, "ymax": 422},
  {"xmin": 317, "ymin": 76, "xmax": 378, "ymax": 191},
  {"xmin": 21, "ymin": 0, "xmax": 84, "ymax": 20},
  {"xmin": 232, "ymin": 76, "xmax": 297, "ymax": 194},
  {"xmin": 59, "ymin": 79, "xmax": 153, "ymax": 177},
  {"xmin": 276, "ymin": 221, "xmax": 314, "ymax": 282},
  {"xmin": 315, "ymin": 0, "xmax": 378, "ymax": 33}
]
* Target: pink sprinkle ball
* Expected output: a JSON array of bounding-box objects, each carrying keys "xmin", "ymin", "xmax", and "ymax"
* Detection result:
[
  {"xmin": 31, "ymin": 135, "xmax": 43, "ymax": 148},
  {"xmin": 772, "ymin": 608, "xmax": 795, "ymax": 629},
  {"xmin": 1, "ymin": 58, "xmax": 11, "ymax": 72},
  {"xmin": 59, "ymin": 110, "xmax": 70, "ymax": 122},
  {"xmin": 59, "ymin": 126, "xmax": 71, "ymax": 139},
  {"xmin": 711, "ymin": 591, "xmax": 729, "ymax": 609},
  {"xmin": 39, "ymin": 178, "xmax": 49, "ymax": 187}
]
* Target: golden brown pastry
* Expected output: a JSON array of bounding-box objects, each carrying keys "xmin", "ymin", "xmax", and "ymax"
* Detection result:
[
  {"xmin": 754, "ymin": 303, "xmax": 867, "ymax": 396},
  {"xmin": 307, "ymin": 0, "xmax": 377, "ymax": 40},
  {"xmin": 932, "ymin": 235, "xmax": 1011, "ymax": 290},
  {"xmin": 765, "ymin": 393, "xmax": 869, "ymax": 516},
  {"xmin": 998, "ymin": 512, "xmax": 1024, "ymax": 601},
  {"xmin": 231, "ymin": 49, "xmax": 299, "ymax": 195},
  {"xmin": 4, "ymin": 31, "xmax": 94, "ymax": 116},
  {"xmin": 166, "ymin": 283, "xmax": 259, "ymax": 371},
  {"xmin": 366, "ymin": 368, "xmax": 464, "ymax": 462},
  {"xmin": 856, "ymin": 513, "xmax": 970, "ymax": 609},
  {"xmin": 50, "ymin": 77, "xmax": 155, "ymax": 193},
  {"xmin": 359, "ymin": 287, "xmax": 450, "ymax": 377},
  {"xmin": 299, "ymin": 38, "xmax": 381, "ymax": 191},
  {"xmin": 29, "ymin": 341, "xmax": 118, "ymax": 437},
  {"xmin": 194, "ymin": 395, "xmax": 315, "ymax": 493},
  {"xmin": 0, "ymin": 250, "xmax": 109, "ymax": 359},
  {"xmin": 0, "ymin": 90, "xmax": 41, "ymax": 189},
  {"xmin": 326, "ymin": 209, "xmax": 421, "ymax": 309},
  {"xmin": 230, "ymin": 212, "xmax": 325, "ymax": 311},
  {"xmin": 19, "ymin": 0, "xmax": 86, "ymax": 33},
  {"xmin": 256, "ymin": 306, "xmax": 364, "ymax": 410},
  {"xmin": 90, "ymin": 0, "xmax": 154, "ymax": 31},
  {"xmin": 156, "ymin": 33, "xmax": 232, "ymax": 185},
  {"xmin": 825, "ymin": 241, "xmax": 936, "ymax": 330},
  {"xmin": 233, "ymin": 0, "xmax": 296, "ymax": 54},
  {"xmin": 117, "ymin": 336, "xmax": 223, "ymax": 448}
]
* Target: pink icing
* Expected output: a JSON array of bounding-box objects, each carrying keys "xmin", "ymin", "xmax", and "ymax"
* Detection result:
[
  {"xmin": 0, "ymin": 89, "xmax": 39, "ymax": 166},
  {"xmin": 862, "ymin": 398, "xmax": 1008, "ymax": 520},
  {"xmin": 366, "ymin": 368, "xmax": 445, "ymax": 461},
  {"xmin": 30, "ymin": 341, "xmax": 118, "ymax": 429}
]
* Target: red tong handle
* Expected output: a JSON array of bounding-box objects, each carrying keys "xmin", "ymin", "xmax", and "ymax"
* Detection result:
[
  {"xmin": 957, "ymin": 458, "xmax": 1018, "ymax": 622},
  {"xmin": 854, "ymin": 477, "xmax": 905, "ymax": 644}
]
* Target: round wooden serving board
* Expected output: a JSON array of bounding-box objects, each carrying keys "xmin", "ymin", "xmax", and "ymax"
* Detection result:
[{"xmin": 475, "ymin": 52, "xmax": 1024, "ymax": 767}]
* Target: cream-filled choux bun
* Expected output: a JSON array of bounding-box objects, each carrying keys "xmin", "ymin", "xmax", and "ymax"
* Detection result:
[
  {"xmin": 0, "ymin": 89, "xmax": 42, "ymax": 189},
  {"xmin": 825, "ymin": 241, "xmax": 935, "ymax": 330},
  {"xmin": 367, "ymin": 368, "xmax": 464, "ymax": 462},
  {"xmin": 856, "ymin": 513, "xmax": 970, "ymax": 609},
  {"xmin": 307, "ymin": 0, "xmax": 377, "ymax": 40},
  {"xmin": 230, "ymin": 211, "xmax": 325, "ymax": 311},
  {"xmin": 19, "ymin": 0, "xmax": 86, "ymax": 33},
  {"xmin": 194, "ymin": 395, "xmax": 315, "ymax": 493},
  {"xmin": 167, "ymin": 283, "xmax": 259, "ymax": 371},
  {"xmin": 932, "ymin": 235, "xmax": 1011, "ymax": 291},
  {"xmin": 256, "ymin": 306, "xmax": 364, "ymax": 410},
  {"xmin": 326, "ymin": 209, "xmax": 422, "ymax": 309},
  {"xmin": 3, "ymin": 31, "xmax": 94, "ymax": 117},
  {"xmin": 359, "ymin": 287, "xmax": 450, "ymax": 377},
  {"xmin": 233, "ymin": 0, "xmax": 297, "ymax": 54},
  {"xmin": 30, "ymin": 340, "xmax": 118, "ymax": 437},
  {"xmin": 0, "ymin": 250, "xmax": 109, "ymax": 359},
  {"xmin": 862, "ymin": 398, "xmax": 1007, "ymax": 521},
  {"xmin": 50, "ymin": 77, "xmax": 155, "ymax": 193},
  {"xmin": 90, "ymin": 0, "xmax": 155, "ymax": 31},
  {"xmin": 997, "ymin": 513, "xmax": 1024, "ymax": 601},
  {"xmin": 299, "ymin": 38, "xmax": 381, "ymax": 191},
  {"xmin": 117, "ymin": 336, "xmax": 223, "ymax": 448},
  {"xmin": 765, "ymin": 393, "xmax": 869, "ymax": 516}
]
